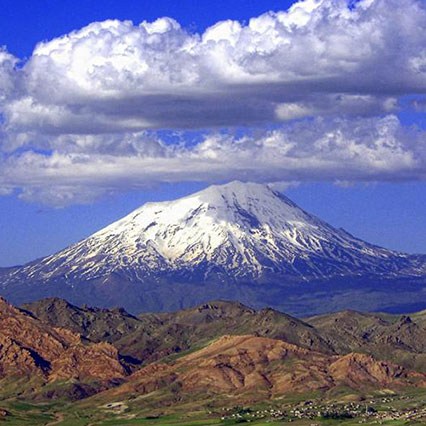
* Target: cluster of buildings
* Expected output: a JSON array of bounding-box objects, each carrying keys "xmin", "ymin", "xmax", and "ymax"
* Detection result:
[
  {"xmin": 217, "ymin": 395, "xmax": 426, "ymax": 423},
  {"xmin": 219, "ymin": 407, "xmax": 286, "ymax": 421}
]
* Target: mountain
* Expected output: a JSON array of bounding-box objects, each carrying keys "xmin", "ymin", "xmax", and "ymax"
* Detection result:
[
  {"xmin": 0, "ymin": 297, "xmax": 128, "ymax": 400},
  {"xmin": 1, "ymin": 181, "xmax": 426, "ymax": 314},
  {"xmin": 20, "ymin": 297, "xmax": 144, "ymax": 345},
  {"xmin": 3, "ymin": 181, "xmax": 422, "ymax": 281}
]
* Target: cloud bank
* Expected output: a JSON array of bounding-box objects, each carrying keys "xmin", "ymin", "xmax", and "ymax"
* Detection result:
[
  {"xmin": 1, "ymin": 115, "xmax": 425, "ymax": 206},
  {"xmin": 0, "ymin": 0, "xmax": 425, "ymax": 205},
  {"xmin": 2, "ymin": 0, "xmax": 426, "ymax": 138}
]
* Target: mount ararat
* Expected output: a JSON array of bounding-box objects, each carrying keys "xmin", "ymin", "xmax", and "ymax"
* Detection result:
[{"xmin": 1, "ymin": 181, "xmax": 425, "ymax": 315}]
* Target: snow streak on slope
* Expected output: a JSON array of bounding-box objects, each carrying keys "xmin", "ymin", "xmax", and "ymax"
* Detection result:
[{"xmin": 3, "ymin": 182, "xmax": 423, "ymax": 285}]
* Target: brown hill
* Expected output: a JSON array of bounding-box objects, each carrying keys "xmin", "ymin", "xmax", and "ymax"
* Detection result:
[
  {"xmin": 20, "ymin": 297, "xmax": 144, "ymax": 343},
  {"xmin": 22, "ymin": 297, "xmax": 426, "ymax": 377},
  {"xmin": 22, "ymin": 299, "xmax": 333, "ymax": 365},
  {"xmin": 306, "ymin": 309, "xmax": 426, "ymax": 372},
  {"xmin": 0, "ymin": 297, "xmax": 127, "ymax": 398},
  {"xmin": 100, "ymin": 335, "xmax": 426, "ymax": 407},
  {"xmin": 5, "ymin": 296, "xmax": 426, "ymax": 412}
]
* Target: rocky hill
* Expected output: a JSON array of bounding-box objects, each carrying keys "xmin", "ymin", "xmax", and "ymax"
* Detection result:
[
  {"xmin": 306, "ymin": 309, "xmax": 426, "ymax": 373},
  {"xmin": 94, "ymin": 334, "xmax": 426, "ymax": 407},
  {"xmin": 22, "ymin": 297, "xmax": 426, "ymax": 375},
  {"xmin": 3, "ymin": 296, "xmax": 426, "ymax": 421},
  {"xmin": 0, "ymin": 297, "xmax": 128, "ymax": 399},
  {"xmin": 22, "ymin": 298, "xmax": 333, "ymax": 365}
]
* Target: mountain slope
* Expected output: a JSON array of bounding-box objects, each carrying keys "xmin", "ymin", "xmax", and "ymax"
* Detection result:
[
  {"xmin": 0, "ymin": 297, "xmax": 128, "ymax": 400},
  {"xmin": 3, "ymin": 181, "xmax": 422, "ymax": 282},
  {"xmin": 306, "ymin": 309, "xmax": 426, "ymax": 373},
  {"xmin": 23, "ymin": 297, "xmax": 426, "ymax": 376},
  {"xmin": 22, "ymin": 299, "xmax": 333, "ymax": 365},
  {"xmin": 1, "ymin": 181, "xmax": 425, "ymax": 314},
  {"xmin": 16, "ymin": 297, "xmax": 426, "ymax": 366},
  {"xmin": 20, "ymin": 297, "xmax": 145, "ymax": 344},
  {"xmin": 94, "ymin": 334, "xmax": 426, "ymax": 408}
]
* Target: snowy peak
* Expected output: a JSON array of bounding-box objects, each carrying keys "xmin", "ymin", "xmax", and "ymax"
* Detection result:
[
  {"xmin": 90, "ymin": 180, "xmax": 328, "ymax": 268},
  {"xmin": 98, "ymin": 181, "xmax": 310, "ymax": 238},
  {"xmin": 6, "ymin": 181, "xmax": 422, "ymax": 285}
]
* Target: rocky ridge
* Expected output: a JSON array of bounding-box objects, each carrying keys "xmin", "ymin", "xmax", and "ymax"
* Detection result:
[{"xmin": 0, "ymin": 297, "xmax": 127, "ymax": 396}]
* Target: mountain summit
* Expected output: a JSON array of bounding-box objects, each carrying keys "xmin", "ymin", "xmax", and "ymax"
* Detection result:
[{"xmin": 1, "ymin": 181, "xmax": 425, "ymax": 314}]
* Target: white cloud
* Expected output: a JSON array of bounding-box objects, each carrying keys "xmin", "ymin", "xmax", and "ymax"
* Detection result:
[
  {"xmin": 0, "ymin": 48, "xmax": 17, "ymax": 105},
  {"xmin": 0, "ymin": 186, "xmax": 13, "ymax": 196},
  {"xmin": 275, "ymin": 95, "xmax": 397, "ymax": 121},
  {"xmin": 0, "ymin": 115, "xmax": 424, "ymax": 206},
  {"xmin": 412, "ymin": 97, "xmax": 426, "ymax": 112},
  {"xmin": 0, "ymin": 0, "xmax": 425, "ymax": 206},
  {"xmin": 0, "ymin": 0, "xmax": 425, "ymax": 142},
  {"xmin": 267, "ymin": 181, "xmax": 301, "ymax": 192}
]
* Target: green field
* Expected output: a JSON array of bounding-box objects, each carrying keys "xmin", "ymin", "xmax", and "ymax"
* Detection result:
[{"xmin": 1, "ymin": 390, "xmax": 426, "ymax": 426}]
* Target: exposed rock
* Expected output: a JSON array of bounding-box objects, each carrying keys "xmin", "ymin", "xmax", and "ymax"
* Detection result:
[
  {"xmin": 329, "ymin": 353, "xmax": 414, "ymax": 388},
  {"xmin": 22, "ymin": 298, "xmax": 333, "ymax": 365},
  {"xmin": 0, "ymin": 297, "xmax": 127, "ymax": 397},
  {"xmin": 307, "ymin": 309, "xmax": 426, "ymax": 372},
  {"xmin": 104, "ymin": 335, "xmax": 426, "ymax": 404},
  {"xmin": 3, "ymin": 296, "xmax": 426, "ymax": 407}
]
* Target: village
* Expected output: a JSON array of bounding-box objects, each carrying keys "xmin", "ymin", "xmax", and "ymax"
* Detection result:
[{"xmin": 217, "ymin": 395, "xmax": 426, "ymax": 423}]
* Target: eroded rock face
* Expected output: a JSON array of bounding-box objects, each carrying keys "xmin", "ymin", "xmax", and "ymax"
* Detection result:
[
  {"xmin": 50, "ymin": 343, "xmax": 127, "ymax": 382},
  {"xmin": 107, "ymin": 335, "xmax": 426, "ymax": 402},
  {"xmin": 0, "ymin": 297, "xmax": 127, "ymax": 385},
  {"xmin": 21, "ymin": 298, "xmax": 333, "ymax": 366},
  {"xmin": 0, "ymin": 335, "xmax": 43, "ymax": 376},
  {"xmin": 177, "ymin": 335, "xmax": 425, "ymax": 394},
  {"xmin": 328, "ymin": 353, "xmax": 410, "ymax": 388}
]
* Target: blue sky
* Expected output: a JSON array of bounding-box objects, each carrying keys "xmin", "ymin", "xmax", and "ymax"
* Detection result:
[
  {"xmin": 1, "ymin": 0, "xmax": 297, "ymax": 59},
  {"xmin": 0, "ymin": 0, "xmax": 425, "ymax": 266}
]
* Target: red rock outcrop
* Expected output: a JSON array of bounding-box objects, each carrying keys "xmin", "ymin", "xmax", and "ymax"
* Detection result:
[
  {"xmin": 107, "ymin": 335, "xmax": 426, "ymax": 401},
  {"xmin": 0, "ymin": 297, "xmax": 127, "ymax": 384}
]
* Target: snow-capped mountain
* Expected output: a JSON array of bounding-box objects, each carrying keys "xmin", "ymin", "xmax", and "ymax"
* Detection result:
[{"xmin": 2, "ymin": 181, "xmax": 424, "ymax": 289}]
